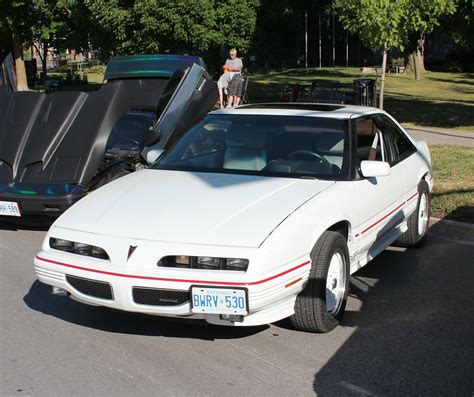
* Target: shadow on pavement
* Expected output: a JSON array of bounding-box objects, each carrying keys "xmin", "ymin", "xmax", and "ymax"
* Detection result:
[
  {"xmin": 312, "ymin": 226, "xmax": 474, "ymax": 395},
  {"xmin": 0, "ymin": 220, "xmax": 51, "ymax": 232},
  {"xmin": 23, "ymin": 280, "xmax": 267, "ymax": 341}
]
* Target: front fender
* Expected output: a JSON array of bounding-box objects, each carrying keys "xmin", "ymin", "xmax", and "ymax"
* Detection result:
[{"xmin": 260, "ymin": 182, "xmax": 356, "ymax": 265}]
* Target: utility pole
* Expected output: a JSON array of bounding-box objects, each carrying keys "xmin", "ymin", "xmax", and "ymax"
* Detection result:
[
  {"xmin": 305, "ymin": 9, "xmax": 308, "ymax": 68},
  {"xmin": 346, "ymin": 31, "xmax": 349, "ymax": 67},
  {"xmin": 318, "ymin": 13, "xmax": 322, "ymax": 68},
  {"xmin": 332, "ymin": 10, "xmax": 335, "ymax": 66}
]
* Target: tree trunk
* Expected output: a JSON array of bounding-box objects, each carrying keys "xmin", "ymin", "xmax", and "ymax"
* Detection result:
[
  {"xmin": 12, "ymin": 32, "xmax": 28, "ymax": 91},
  {"xmin": 413, "ymin": 51, "xmax": 421, "ymax": 80},
  {"xmin": 417, "ymin": 33, "xmax": 426, "ymax": 72},
  {"xmin": 379, "ymin": 43, "xmax": 388, "ymax": 110},
  {"xmin": 41, "ymin": 40, "xmax": 48, "ymax": 84}
]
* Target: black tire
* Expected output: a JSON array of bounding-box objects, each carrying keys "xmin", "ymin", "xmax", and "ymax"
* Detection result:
[
  {"xmin": 397, "ymin": 180, "xmax": 430, "ymax": 247},
  {"xmin": 290, "ymin": 231, "xmax": 350, "ymax": 333}
]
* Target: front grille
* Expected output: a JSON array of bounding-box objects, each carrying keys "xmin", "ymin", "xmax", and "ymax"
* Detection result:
[
  {"xmin": 132, "ymin": 287, "xmax": 189, "ymax": 306},
  {"xmin": 66, "ymin": 275, "xmax": 113, "ymax": 300}
]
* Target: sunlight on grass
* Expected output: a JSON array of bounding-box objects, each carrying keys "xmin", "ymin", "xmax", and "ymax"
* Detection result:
[{"xmin": 430, "ymin": 145, "xmax": 474, "ymax": 223}]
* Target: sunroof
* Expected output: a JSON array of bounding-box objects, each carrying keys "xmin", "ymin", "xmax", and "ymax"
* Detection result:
[{"xmin": 239, "ymin": 103, "xmax": 345, "ymax": 111}]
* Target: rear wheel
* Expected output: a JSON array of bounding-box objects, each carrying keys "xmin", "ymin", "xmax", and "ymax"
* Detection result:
[
  {"xmin": 397, "ymin": 180, "xmax": 430, "ymax": 247},
  {"xmin": 291, "ymin": 231, "xmax": 350, "ymax": 333}
]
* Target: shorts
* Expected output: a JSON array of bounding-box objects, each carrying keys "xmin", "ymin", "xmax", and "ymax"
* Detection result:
[{"xmin": 228, "ymin": 74, "xmax": 243, "ymax": 96}]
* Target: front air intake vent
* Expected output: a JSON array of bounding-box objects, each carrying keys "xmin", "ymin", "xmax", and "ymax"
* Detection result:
[
  {"xmin": 66, "ymin": 275, "xmax": 113, "ymax": 300},
  {"xmin": 132, "ymin": 287, "xmax": 189, "ymax": 306}
]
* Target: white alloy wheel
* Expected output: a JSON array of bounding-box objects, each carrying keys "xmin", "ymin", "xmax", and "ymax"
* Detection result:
[
  {"xmin": 418, "ymin": 192, "xmax": 429, "ymax": 236},
  {"xmin": 325, "ymin": 249, "xmax": 347, "ymax": 315}
]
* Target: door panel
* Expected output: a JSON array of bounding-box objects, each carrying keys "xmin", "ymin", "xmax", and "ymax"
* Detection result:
[{"xmin": 351, "ymin": 115, "xmax": 407, "ymax": 265}]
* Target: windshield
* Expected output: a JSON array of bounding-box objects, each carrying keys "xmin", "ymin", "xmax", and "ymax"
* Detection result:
[{"xmin": 154, "ymin": 114, "xmax": 349, "ymax": 179}]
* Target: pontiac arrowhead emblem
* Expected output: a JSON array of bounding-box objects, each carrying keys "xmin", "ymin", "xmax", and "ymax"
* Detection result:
[{"xmin": 127, "ymin": 245, "xmax": 137, "ymax": 261}]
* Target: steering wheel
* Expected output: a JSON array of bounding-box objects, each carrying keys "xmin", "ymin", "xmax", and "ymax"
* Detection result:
[
  {"xmin": 117, "ymin": 138, "xmax": 141, "ymax": 149},
  {"xmin": 286, "ymin": 150, "xmax": 331, "ymax": 166}
]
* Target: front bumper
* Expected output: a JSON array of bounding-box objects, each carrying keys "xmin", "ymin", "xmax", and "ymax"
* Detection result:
[{"xmin": 34, "ymin": 252, "xmax": 311, "ymax": 327}]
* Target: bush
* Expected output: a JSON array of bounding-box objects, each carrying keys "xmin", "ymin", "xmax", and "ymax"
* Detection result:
[{"xmin": 86, "ymin": 65, "xmax": 106, "ymax": 74}]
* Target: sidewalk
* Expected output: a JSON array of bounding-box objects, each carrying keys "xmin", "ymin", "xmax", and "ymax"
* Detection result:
[{"xmin": 405, "ymin": 126, "xmax": 474, "ymax": 147}]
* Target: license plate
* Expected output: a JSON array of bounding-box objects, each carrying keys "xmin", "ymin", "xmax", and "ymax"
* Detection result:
[
  {"xmin": 0, "ymin": 201, "xmax": 21, "ymax": 217},
  {"xmin": 191, "ymin": 286, "xmax": 248, "ymax": 315}
]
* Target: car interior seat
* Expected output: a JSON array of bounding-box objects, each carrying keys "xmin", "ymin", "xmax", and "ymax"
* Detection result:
[{"xmin": 223, "ymin": 124, "xmax": 267, "ymax": 171}]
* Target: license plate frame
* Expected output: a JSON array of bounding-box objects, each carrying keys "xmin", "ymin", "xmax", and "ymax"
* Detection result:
[
  {"xmin": 190, "ymin": 285, "xmax": 249, "ymax": 315},
  {"xmin": 0, "ymin": 201, "xmax": 22, "ymax": 217}
]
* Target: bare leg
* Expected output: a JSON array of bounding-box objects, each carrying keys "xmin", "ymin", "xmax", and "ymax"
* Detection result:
[
  {"xmin": 219, "ymin": 88, "xmax": 224, "ymax": 109},
  {"xmin": 234, "ymin": 96, "xmax": 241, "ymax": 106},
  {"xmin": 227, "ymin": 95, "xmax": 234, "ymax": 107}
]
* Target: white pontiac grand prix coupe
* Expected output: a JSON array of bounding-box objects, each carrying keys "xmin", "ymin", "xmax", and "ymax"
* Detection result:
[{"xmin": 34, "ymin": 103, "xmax": 432, "ymax": 333}]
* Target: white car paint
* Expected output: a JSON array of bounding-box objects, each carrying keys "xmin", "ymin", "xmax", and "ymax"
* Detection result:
[{"xmin": 34, "ymin": 105, "xmax": 432, "ymax": 328}]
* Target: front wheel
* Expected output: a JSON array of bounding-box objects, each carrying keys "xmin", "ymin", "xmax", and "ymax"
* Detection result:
[{"xmin": 291, "ymin": 231, "xmax": 350, "ymax": 333}]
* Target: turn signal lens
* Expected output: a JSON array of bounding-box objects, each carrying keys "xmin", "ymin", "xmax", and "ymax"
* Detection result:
[
  {"xmin": 91, "ymin": 246, "xmax": 109, "ymax": 260},
  {"xmin": 175, "ymin": 256, "xmax": 190, "ymax": 265},
  {"xmin": 226, "ymin": 258, "xmax": 249, "ymax": 271}
]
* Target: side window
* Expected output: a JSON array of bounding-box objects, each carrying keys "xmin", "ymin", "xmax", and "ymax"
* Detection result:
[
  {"xmin": 377, "ymin": 115, "xmax": 416, "ymax": 165},
  {"xmin": 354, "ymin": 117, "xmax": 386, "ymax": 164}
]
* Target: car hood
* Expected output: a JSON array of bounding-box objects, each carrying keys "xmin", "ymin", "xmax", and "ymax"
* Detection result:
[{"xmin": 54, "ymin": 169, "xmax": 334, "ymax": 248}]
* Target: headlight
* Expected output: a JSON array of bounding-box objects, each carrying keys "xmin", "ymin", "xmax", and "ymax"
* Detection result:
[
  {"xmin": 50, "ymin": 238, "xmax": 109, "ymax": 260},
  {"xmin": 158, "ymin": 256, "xmax": 249, "ymax": 272},
  {"xmin": 196, "ymin": 256, "xmax": 222, "ymax": 269},
  {"xmin": 73, "ymin": 242, "xmax": 91, "ymax": 256}
]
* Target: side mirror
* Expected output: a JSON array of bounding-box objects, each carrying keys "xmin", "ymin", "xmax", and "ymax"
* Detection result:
[
  {"xmin": 144, "ymin": 127, "xmax": 162, "ymax": 147},
  {"xmin": 142, "ymin": 147, "xmax": 164, "ymax": 165},
  {"xmin": 360, "ymin": 160, "xmax": 391, "ymax": 178}
]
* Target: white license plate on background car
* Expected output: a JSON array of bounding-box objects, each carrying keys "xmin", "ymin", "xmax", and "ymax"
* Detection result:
[
  {"xmin": 0, "ymin": 201, "xmax": 21, "ymax": 217},
  {"xmin": 191, "ymin": 286, "xmax": 248, "ymax": 315}
]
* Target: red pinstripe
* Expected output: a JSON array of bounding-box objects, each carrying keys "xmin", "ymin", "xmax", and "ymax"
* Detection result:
[
  {"xmin": 35, "ymin": 256, "xmax": 311, "ymax": 286},
  {"xmin": 354, "ymin": 192, "xmax": 418, "ymax": 238}
]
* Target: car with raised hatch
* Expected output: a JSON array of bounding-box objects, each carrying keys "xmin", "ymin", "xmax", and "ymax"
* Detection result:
[{"xmin": 0, "ymin": 55, "xmax": 217, "ymax": 220}]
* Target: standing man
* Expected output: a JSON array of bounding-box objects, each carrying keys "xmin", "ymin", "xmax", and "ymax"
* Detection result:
[{"xmin": 217, "ymin": 48, "xmax": 243, "ymax": 108}]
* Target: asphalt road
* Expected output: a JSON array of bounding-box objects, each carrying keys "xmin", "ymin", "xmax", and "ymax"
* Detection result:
[
  {"xmin": 1, "ymin": 220, "xmax": 473, "ymax": 396},
  {"xmin": 405, "ymin": 127, "xmax": 474, "ymax": 147}
]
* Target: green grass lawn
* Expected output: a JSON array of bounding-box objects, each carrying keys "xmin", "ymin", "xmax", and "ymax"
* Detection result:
[
  {"xmin": 247, "ymin": 67, "xmax": 474, "ymax": 132},
  {"xmin": 430, "ymin": 145, "xmax": 474, "ymax": 223}
]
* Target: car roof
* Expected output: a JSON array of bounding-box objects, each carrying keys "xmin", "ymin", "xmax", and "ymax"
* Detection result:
[{"xmin": 210, "ymin": 103, "xmax": 382, "ymax": 119}]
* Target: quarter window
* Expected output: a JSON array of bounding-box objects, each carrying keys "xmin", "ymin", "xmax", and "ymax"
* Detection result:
[
  {"xmin": 354, "ymin": 117, "xmax": 386, "ymax": 165},
  {"xmin": 377, "ymin": 115, "xmax": 416, "ymax": 164}
]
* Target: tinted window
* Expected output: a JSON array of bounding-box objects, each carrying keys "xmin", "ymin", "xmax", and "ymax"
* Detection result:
[
  {"xmin": 153, "ymin": 114, "xmax": 349, "ymax": 180},
  {"xmin": 378, "ymin": 115, "xmax": 416, "ymax": 164}
]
